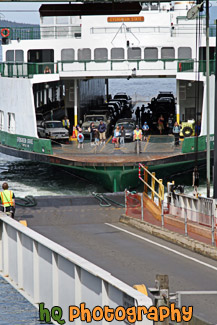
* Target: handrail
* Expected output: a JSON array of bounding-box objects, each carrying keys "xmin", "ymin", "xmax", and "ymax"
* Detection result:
[
  {"xmin": 177, "ymin": 59, "xmax": 216, "ymax": 75},
  {"xmin": 0, "ymin": 58, "xmax": 191, "ymax": 78},
  {"xmin": 139, "ymin": 163, "xmax": 164, "ymax": 203}
]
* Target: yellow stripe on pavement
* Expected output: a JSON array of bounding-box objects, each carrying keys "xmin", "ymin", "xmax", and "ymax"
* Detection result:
[
  {"xmin": 143, "ymin": 135, "xmax": 151, "ymax": 152},
  {"xmin": 99, "ymin": 136, "xmax": 112, "ymax": 152}
]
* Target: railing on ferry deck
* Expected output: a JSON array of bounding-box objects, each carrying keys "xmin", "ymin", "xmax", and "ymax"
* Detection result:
[
  {"xmin": 0, "ymin": 26, "xmax": 81, "ymax": 40},
  {"xmin": 90, "ymin": 24, "xmax": 207, "ymax": 36},
  {"xmin": 0, "ymin": 23, "xmax": 215, "ymax": 40},
  {"xmin": 177, "ymin": 59, "xmax": 216, "ymax": 75},
  {"xmin": 0, "ymin": 62, "xmax": 56, "ymax": 78},
  {"xmin": 0, "ymin": 58, "xmax": 192, "ymax": 78},
  {"xmin": 0, "ymin": 27, "xmax": 40, "ymax": 40}
]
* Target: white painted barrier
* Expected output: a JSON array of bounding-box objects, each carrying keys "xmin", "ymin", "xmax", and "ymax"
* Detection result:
[
  {"xmin": 0, "ymin": 215, "xmax": 153, "ymax": 325},
  {"xmin": 168, "ymin": 192, "xmax": 217, "ymax": 227}
]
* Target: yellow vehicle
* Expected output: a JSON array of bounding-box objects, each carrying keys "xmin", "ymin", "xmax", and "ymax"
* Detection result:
[{"xmin": 180, "ymin": 120, "xmax": 195, "ymax": 138}]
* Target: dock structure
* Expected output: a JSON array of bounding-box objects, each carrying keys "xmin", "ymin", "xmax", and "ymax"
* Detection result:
[{"xmin": 0, "ymin": 193, "xmax": 215, "ymax": 324}]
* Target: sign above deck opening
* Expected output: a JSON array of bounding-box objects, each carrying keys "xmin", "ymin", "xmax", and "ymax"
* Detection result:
[{"xmin": 108, "ymin": 17, "xmax": 144, "ymax": 22}]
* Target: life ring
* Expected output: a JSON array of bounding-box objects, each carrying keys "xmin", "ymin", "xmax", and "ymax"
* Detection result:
[
  {"xmin": 178, "ymin": 62, "xmax": 182, "ymax": 72},
  {"xmin": 182, "ymin": 126, "xmax": 193, "ymax": 137},
  {"xmin": 1, "ymin": 28, "xmax": 10, "ymax": 38}
]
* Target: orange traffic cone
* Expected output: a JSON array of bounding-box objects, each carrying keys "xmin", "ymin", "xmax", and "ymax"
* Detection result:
[{"xmin": 69, "ymin": 126, "xmax": 77, "ymax": 142}]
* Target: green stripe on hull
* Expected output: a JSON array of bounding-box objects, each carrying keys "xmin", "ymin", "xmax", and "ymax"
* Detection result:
[
  {"xmin": 0, "ymin": 130, "xmax": 53, "ymax": 155},
  {"xmin": 50, "ymin": 158, "xmax": 206, "ymax": 192},
  {"xmin": 182, "ymin": 135, "xmax": 214, "ymax": 153}
]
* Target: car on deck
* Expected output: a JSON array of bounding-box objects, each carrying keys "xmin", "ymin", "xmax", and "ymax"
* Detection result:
[
  {"xmin": 113, "ymin": 92, "xmax": 132, "ymax": 108},
  {"xmin": 37, "ymin": 120, "xmax": 69, "ymax": 140},
  {"xmin": 114, "ymin": 118, "xmax": 136, "ymax": 141},
  {"xmin": 155, "ymin": 91, "xmax": 176, "ymax": 104},
  {"xmin": 81, "ymin": 114, "xmax": 111, "ymax": 137}
]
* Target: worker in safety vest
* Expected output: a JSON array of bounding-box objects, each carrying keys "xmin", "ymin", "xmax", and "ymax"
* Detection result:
[
  {"xmin": 0, "ymin": 182, "xmax": 15, "ymax": 218},
  {"xmin": 133, "ymin": 125, "xmax": 142, "ymax": 154},
  {"xmin": 62, "ymin": 116, "xmax": 70, "ymax": 130}
]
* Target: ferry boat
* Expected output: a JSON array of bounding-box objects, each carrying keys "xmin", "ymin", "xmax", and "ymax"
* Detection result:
[{"xmin": 0, "ymin": 1, "xmax": 214, "ymax": 191}]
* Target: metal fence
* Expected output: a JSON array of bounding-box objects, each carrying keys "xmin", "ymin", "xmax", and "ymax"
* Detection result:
[
  {"xmin": 167, "ymin": 189, "xmax": 217, "ymax": 246},
  {"xmin": 0, "ymin": 215, "xmax": 153, "ymax": 325}
]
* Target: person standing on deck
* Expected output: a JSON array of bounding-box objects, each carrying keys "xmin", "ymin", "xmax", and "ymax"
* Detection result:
[
  {"xmin": 98, "ymin": 120, "xmax": 106, "ymax": 145},
  {"xmin": 133, "ymin": 125, "xmax": 142, "ymax": 153},
  {"xmin": 114, "ymin": 126, "xmax": 120, "ymax": 148},
  {"xmin": 173, "ymin": 122, "xmax": 181, "ymax": 146},
  {"xmin": 77, "ymin": 128, "xmax": 84, "ymax": 149},
  {"xmin": 62, "ymin": 116, "xmax": 70, "ymax": 130},
  {"xmin": 158, "ymin": 115, "xmax": 164, "ymax": 135},
  {"xmin": 93, "ymin": 128, "xmax": 100, "ymax": 146},
  {"xmin": 167, "ymin": 114, "xmax": 174, "ymax": 135},
  {"xmin": 120, "ymin": 126, "xmax": 125, "ymax": 146},
  {"xmin": 135, "ymin": 106, "xmax": 141, "ymax": 126},
  {"xmin": 142, "ymin": 121, "xmax": 149, "ymax": 141},
  {"xmin": 0, "ymin": 182, "xmax": 15, "ymax": 218},
  {"xmin": 89, "ymin": 122, "xmax": 95, "ymax": 146}
]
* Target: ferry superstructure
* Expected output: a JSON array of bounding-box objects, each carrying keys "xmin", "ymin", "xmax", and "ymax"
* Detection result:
[{"xmin": 0, "ymin": 1, "xmax": 214, "ymax": 191}]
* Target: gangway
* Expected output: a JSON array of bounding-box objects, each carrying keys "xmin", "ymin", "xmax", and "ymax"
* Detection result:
[{"xmin": 125, "ymin": 164, "xmax": 165, "ymax": 227}]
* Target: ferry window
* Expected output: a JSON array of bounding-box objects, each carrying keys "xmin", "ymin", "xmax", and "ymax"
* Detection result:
[
  {"xmin": 15, "ymin": 50, "xmax": 24, "ymax": 62},
  {"xmin": 56, "ymin": 27, "xmax": 70, "ymax": 38},
  {"xmin": 6, "ymin": 50, "xmax": 14, "ymax": 62},
  {"xmin": 71, "ymin": 16, "xmax": 81, "ymax": 24},
  {"xmin": 142, "ymin": 3, "xmax": 149, "ymax": 10},
  {"xmin": 78, "ymin": 48, "xmax": 91, "ymax": 61},
  {"xmin": 8, "ymin": 113, "xmax": 15, "ymax": 134},
  {"xmin": 94, "ymin": 48, "xmax": 108, "ymax": 61},
  {"xmin": 161, "ymin": 47, "xmax": 175, "ymax": 60},
  {"xmin": 41, "ymin": 17, "xmax": 54, "ymax": 25},
  {"xmin": 28, "ymin": 50, "xmax": 54, "ymax": 63},
  {"xmin": 111, "ymin": 48, "xmax": 124, "ymax": 60},
  {"xmin": 61, "ymin": 49, "xmax": 75, "ymax": 61},
  {"xmin": 144, "ymin": 47, "xmax": 158, "ymax": 61},
  {"xmin": 0, "ymin": 111, "xmax": 4, "ymax": 131},
  {"xmin": 56, "ymin": 16, "xmax": 69, "ymax": 24},
  {"xmin": 127, "ymin": 47, "xmax": 141, "ymax": 60},
  {"xmin": 178, "ymin": 47, "xmax": 192, "ymax": 59},
  {"xmin": 151, "ymin": 2, "xmax": 159, "ymax": 10}
]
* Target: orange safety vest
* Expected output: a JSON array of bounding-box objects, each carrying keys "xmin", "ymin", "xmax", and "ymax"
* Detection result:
[
  {"xmin": 134, "ymin": 129, "xmax": 142, "ymax": 140},
  {"xmin": 0, "ymin": 190, "xmax": 14, "ymax": 207}
]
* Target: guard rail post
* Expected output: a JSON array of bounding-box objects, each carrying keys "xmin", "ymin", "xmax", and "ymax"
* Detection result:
[
  {"xmin": 185, "ymin": 206, "xmax": 188, "ymax": 236},
  {"xmin": 125, "ymin": 189, "xmax": 127, "ymax": 216},
  {"xmin": 141, "ymin": 193, "xmax": 144, "ymax": 221},
  {"xmin": 151, "ymin": 172, "xmax": 156, "ymax": 201},
  {"xmin": 144, "ymin": 166, "xmax": 148, "ymax": 194},
  {"xmin": 159, "ymin": 179, "xmax": 163, "ymax": 208},
  {"xmin": 159, "ymin": 179, "xmax": 164, "ymax": 228},
  {"xmin": 212, "ymin": 213, "xmax": 215, "ymax": 246}
]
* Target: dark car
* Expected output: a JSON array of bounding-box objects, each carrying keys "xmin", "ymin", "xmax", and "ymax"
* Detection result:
[
  {"xmin": 114, "ymin": 92, "xmax": 132, "ymax": 108},
  {"xmin": 114, "ymin": 118, "xmax": 136, "ymax": 141},
  {"xmin": 156, "ymin": 91, "xmax": 175, "ymax": 104}
]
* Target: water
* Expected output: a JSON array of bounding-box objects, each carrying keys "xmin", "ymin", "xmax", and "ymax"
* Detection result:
[
  {"xmin": 109, "ymin": 78, "xmax": 177, "ymax": 102},
  {"xmin": 0, "ymin": 153, "xmax": 106, "ymax": 197},
  {"xmin": 0, "ymin": 276, "xmax": 41, "ymax": 325}
]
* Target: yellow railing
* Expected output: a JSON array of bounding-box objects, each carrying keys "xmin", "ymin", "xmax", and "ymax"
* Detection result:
[{"xmin": 139, "ymin": 163, "xmax": 164, "ymax": 208}]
